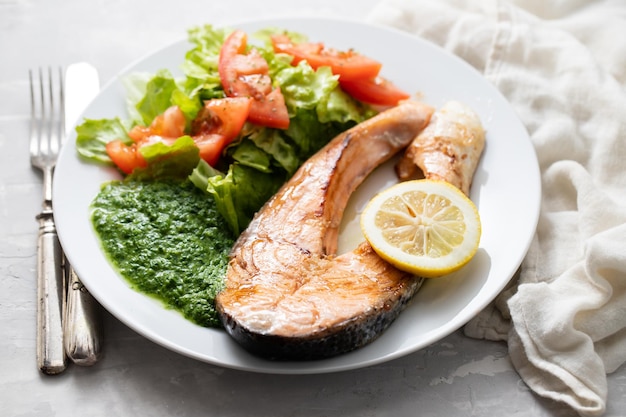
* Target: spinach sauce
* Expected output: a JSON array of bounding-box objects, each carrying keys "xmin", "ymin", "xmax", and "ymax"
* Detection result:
[{"xmin": 91, "ymin": 179, "xmax": 235, "ymax": 327}]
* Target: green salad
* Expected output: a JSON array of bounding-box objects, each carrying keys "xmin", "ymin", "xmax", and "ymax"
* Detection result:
[{"xmin": 76, "ymin": 25, "xmax": 381, "ymax": 235}]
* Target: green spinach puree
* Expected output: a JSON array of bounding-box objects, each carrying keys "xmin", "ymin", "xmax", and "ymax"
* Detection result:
[{"xmin": 91, "ymin": 179, "xmax": 235, "ymax": 327}]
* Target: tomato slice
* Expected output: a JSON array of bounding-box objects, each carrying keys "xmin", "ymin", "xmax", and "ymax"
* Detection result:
[
  {"xmin": 193, "ymin": 97, "xmax": 252, "ymax": 140},
  {"xmin": 149, "ymin": 106, "xmax": 186, "ymax": 138},
  {"xmin": 270, "ymin": 34, "xmax": 382, "ymax": 81},
  {"xmin": 127, "ymin": 125, "xmax": 151, "ymax": 143},
  {"xmin": 105, "ymin": 139, "xmax": 147, "ymax": 175},
  {"xmin": 219, "ymin": 30, "xmax": 290, "ymax": 130},
  {"xmin": 219, "ymin": 33, "xmax": 269, "ymax": 97},
  {"xmin": 191, "ymin": 96, "xmax": 252, "ymax": 165},
  {"xmin": 245, "ymin": 87, "xmax": 288, "ymax": 128},
  {"xmin": 127, "ymin": 106, "xmax": 186, "ymax": 143},
  {"xmin": 192, "ymin": 133, "xmax": 228, "ymax": 167},
  {"xmin": 218, "ymin": 30, "xmax": 247, "ymax": 73},
  {"xmin": 339, "ymin": 76, "xmax": 410, "ymax": 106}
]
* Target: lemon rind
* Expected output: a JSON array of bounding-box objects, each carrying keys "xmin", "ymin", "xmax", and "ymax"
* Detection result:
[{"xmin": 360, "ymin": 179, "xmax": 481, "ymax": 278}]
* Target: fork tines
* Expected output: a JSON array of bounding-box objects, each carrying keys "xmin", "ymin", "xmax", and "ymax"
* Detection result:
[{"xmin": 29, "ymin": 67, "xmax": 65, "ymax": 169}]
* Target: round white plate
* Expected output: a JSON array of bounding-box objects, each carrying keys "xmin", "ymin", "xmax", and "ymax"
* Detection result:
[{"xmin": 54, "ymin": 17, "xmax": 540, "ymax": 374}]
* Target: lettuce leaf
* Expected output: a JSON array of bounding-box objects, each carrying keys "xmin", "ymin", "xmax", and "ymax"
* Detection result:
[
  {"xmin": 133, "ymin": 69, "xmax": 201, "ymax": 126},
  {"xmin": 75, "ymin": 117, "xmax": 129, "ymax": 164},
  {"xmin": 190, "ymin": 160, "xmax": 284, "ymax": 235},
  {"xmin": 228, "ymin": 138, "xmax": 274, "ymax": 173},
  {"xmin": 129, "ymin": 136, "xmax": 200, "ymax": 181},
  {"xmin": 182, "ymin": 25, "xmax": 230, "ymax": 102}
]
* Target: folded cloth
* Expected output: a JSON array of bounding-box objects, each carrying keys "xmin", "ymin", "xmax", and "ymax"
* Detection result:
[{"xmin": 367, "ymin": 1, "xmax": 626, "ymax": 415}]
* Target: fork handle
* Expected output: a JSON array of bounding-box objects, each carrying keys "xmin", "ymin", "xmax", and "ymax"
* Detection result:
[
  {"xmin": 64, "ymin": 263, "xmax": 103, "ymax": 366},
  {"xmin": 36, "ymin": 212, "xmax": 67, "ymax": 375}
]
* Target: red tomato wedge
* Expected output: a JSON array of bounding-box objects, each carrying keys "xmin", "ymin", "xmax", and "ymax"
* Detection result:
[
  {"xmin": 245, "ymin": 87, "xmax": 288, "ymax": 127},
  {"xmin": 191, "ymin": 96, "xmax": 253, "ymax": 165},
  {"xmin": 105, "ymin": 139, "xmax": 147, "ymax": 175},
  {"xmin": 148, "ymin": 105, "xmax": 187, "ymax": 138},
  {"xmin": 127, "ymin": 125, "xmax": 151, "ymax": 143},
  {"xmin": 219, "ymin": 30, "xmax": 290, "ymax": 130},
  {"xmin": 270, "ymin": 34, "xmax": 382, "ymax": 81},
  {"xmin": 339, "ymin": 76, "xmax": 411, "ymax": 107},
  {"xmin": 193, "ymin": 96, "xmax": 252, "ymax": 140},
  {"xmin": 127, "ymin": 106, "xmax": 186, "ymax": 143},
  {"xmin": 192, "ymin": 134, "xmax": 228, "ymax": 167}
]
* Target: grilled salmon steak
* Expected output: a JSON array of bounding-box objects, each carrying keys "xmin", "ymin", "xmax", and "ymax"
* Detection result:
[
  {"xmin": 216, "ymin": 101, "xmax": 434, "ymax": 360},
  {"xmin": 395, "ymin": 101, "xmax": 485, "ymax": 196}
]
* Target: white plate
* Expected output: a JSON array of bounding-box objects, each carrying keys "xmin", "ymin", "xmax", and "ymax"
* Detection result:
[{"xmin": 54, "ymin": 17, "xmax": 540, "ymax": 374}]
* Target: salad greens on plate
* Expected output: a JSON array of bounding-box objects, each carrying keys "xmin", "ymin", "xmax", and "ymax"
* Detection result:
[{"xmin": 74, "ymin": 24, "xmax": 404, "ymax": 234}]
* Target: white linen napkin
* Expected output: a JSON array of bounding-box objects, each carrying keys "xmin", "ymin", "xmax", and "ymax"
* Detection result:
[{"xmin": 367, "ymin": 1, "xmax": 626, "ymax": 415}]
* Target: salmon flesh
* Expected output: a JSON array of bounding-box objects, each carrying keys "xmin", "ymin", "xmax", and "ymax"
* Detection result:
[
  {"xmin": 395, "ymin": 101, "xmax": 486, "ymax": 196},
  {"xmin": 216, "ymin": 101, "xmax": 434, "ymax": 360}
]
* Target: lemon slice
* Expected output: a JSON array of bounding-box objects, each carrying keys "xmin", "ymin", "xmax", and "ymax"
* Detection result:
[{"xmin": 360, "ymin": 179, "xmax": 481, "ymax": 278}]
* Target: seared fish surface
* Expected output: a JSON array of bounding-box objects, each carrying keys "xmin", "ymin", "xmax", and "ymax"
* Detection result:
[
  {"xmin": 395, "ymin": 101, "xmax": 485, "ymax": 196},
  {"xmin": 216, "ymin": 101, "xmax": 434, "ymax": 360}
]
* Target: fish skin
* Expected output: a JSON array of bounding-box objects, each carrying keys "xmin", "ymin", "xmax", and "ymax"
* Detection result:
[{"xmin": 216, "ymin": 100, "xmax": 434, "ymax": 360}]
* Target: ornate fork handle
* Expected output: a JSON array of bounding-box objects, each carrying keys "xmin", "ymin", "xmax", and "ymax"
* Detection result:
[
  {"xmin": 36, "ymin": 208, "xmax": 67, "ymax": 375},
  {"xmin": 64, "ymin": 264, "xmax": 103, "ymax": 365}
]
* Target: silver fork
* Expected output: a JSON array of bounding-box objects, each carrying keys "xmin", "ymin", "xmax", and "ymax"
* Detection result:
[{"xmin": 30, "ymin": 67, "xmax": 67, "ymax": 375}]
